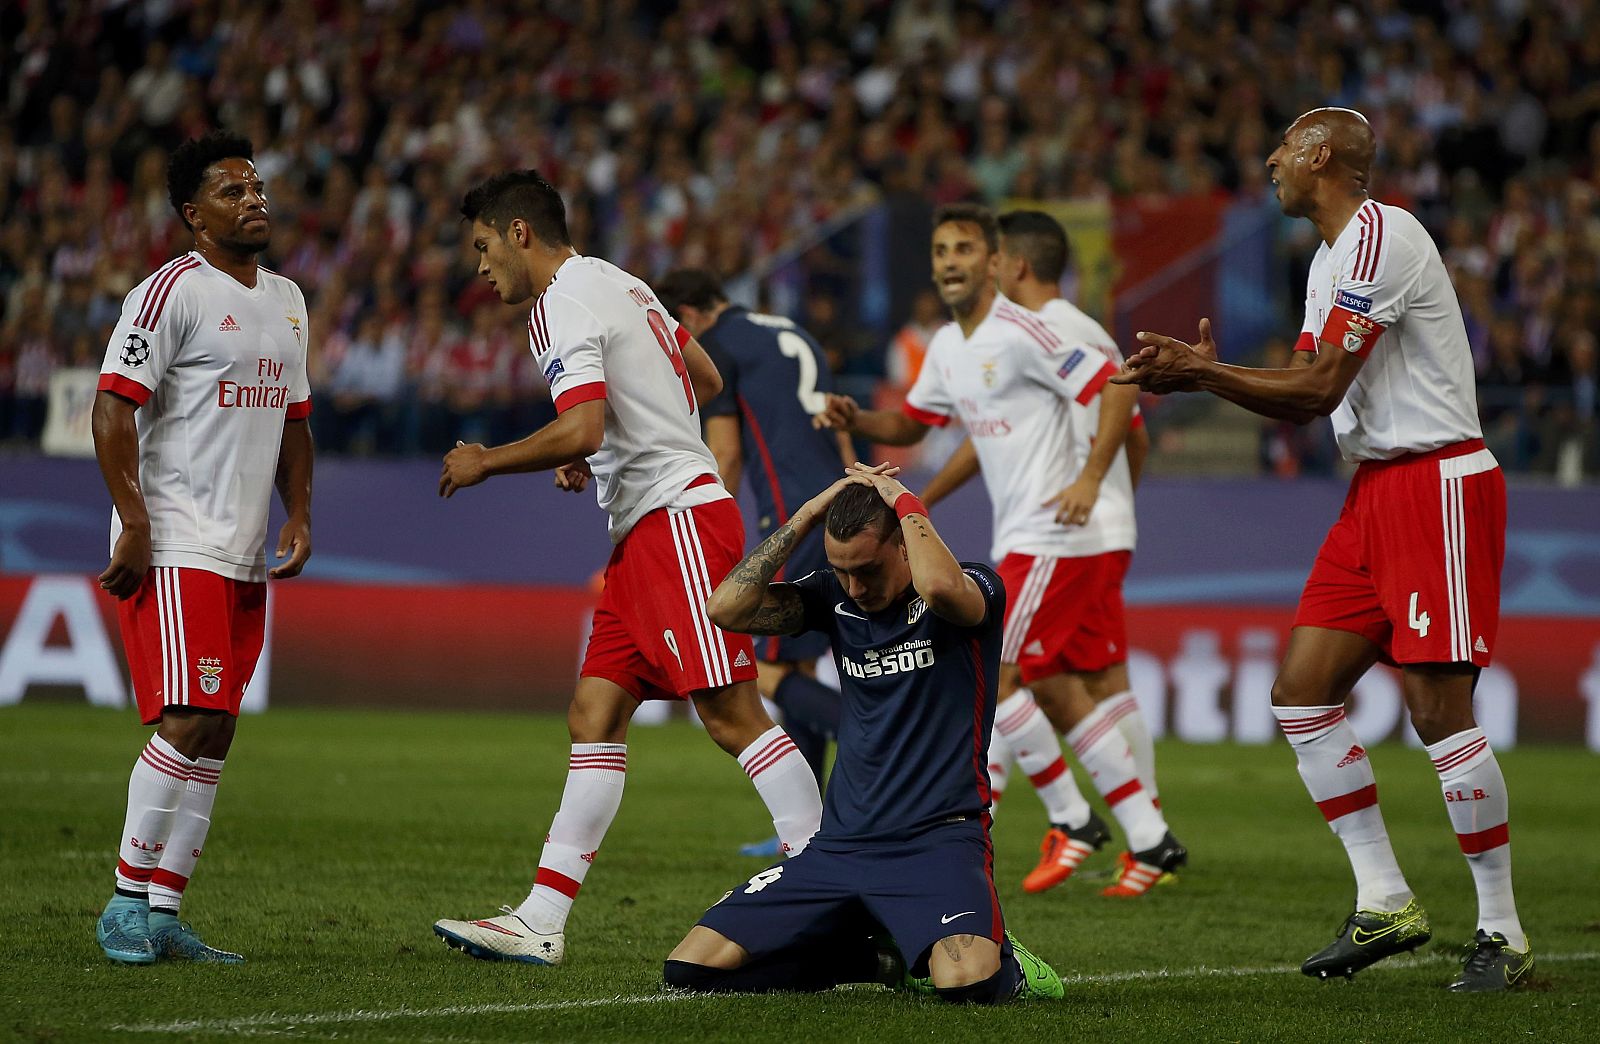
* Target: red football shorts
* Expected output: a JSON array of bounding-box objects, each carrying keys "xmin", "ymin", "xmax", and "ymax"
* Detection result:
[
  {"xmin": 583, "ymin": 496, "xmax": 758, "ymax": 700},
  {"xmin": 996, "ymin": 550, "xmax": 1131, "ymax": 682},
  {"xmin": 117, "ymin": 566, "xmax": 267, "ymax": 725},
  {"xmin": 1294, "ymin": 439, "xmax": 1504, "ymax": 666}
]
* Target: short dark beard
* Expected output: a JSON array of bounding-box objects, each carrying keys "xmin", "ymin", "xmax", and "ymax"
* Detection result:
[{"xmin": 214, "ymin": 233, "xmax": 270, "ymax": 256}]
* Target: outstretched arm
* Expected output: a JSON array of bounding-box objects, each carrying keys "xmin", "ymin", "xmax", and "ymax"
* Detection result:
[
  {"xmin": 813, "ymin": 393, "xmax": 932, "ymax": 446},
  {"xmin": 921, "ymin": 437, "xmax": 979, "ymax": 509},
  {"xmin": 440, "ymin": 398, "xmax": 606, "ymax": 497},
  {"xmin": 1113, "ymin": 318, "xmax": 1364, "ymax": 424}
]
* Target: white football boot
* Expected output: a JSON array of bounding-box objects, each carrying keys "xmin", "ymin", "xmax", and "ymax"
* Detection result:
[{"xmin": 433, "ymin": 906, "xmax": 565, "ymax": 965}]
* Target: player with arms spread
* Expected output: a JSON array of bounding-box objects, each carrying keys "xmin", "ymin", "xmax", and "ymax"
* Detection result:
[
  {"xmin": 665, "ymin": 465, "xmax": 1062, "ymax": 1003},
  {"xmin": 919, "ymin": 209, "xmax": 1165, "ymax": 894},
  {"xmin": 92, "ymin": 130, "xmax": 314, "ymax": 965},
  {"xmin": 817, "ymin": 203, "xmax": 1185, "ymax": 898},
  {"xmin": 431, "ymin": 172, "xmax": 821, "ymax": 966},
  {"xmin": 1117, "ymin": 108, "xmax": 1531, "ymax": 992},
  {"xmin": 657, "ymin": 268, "xmax": 854, "ymax": 859}
]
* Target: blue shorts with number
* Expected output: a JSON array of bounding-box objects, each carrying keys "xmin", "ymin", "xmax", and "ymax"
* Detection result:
[
  {"xmin": 757, "ymin": 529, "xmax": 830, "ymax": 664},
  {"xmin": 695, "ymin": 818, "xmax": 1003, "ymax": 975}
]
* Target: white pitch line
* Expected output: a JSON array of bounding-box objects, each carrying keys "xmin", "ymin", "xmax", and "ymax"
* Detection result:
[{"xmin": 109, "ymin": 952, "xmax": 1600, "ymax": 1036}]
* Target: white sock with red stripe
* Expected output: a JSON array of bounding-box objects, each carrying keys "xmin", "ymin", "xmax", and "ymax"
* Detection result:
[
  {"xmin": 1106, "ymin": 690, "xmax": 1159, "ymax": 806},
  {"xmin": 113, "ymin": 736, "xmax": 194, "ymax": 897},
  {"xmin": 1274, "ymin": 704, "xmax": 1412, "ymax": 913},
  {"xmin": 148, "ymin": 756, "xmax": 223, "ymax": 913},
  {"xmin": 994, "ymin": 690, "xmax": 1093, "ymax": 829},
  {"xmin": 986, "ymin": 728, "xmax": 1012, "ymax": 811},
  {"xmin": 1427, "ymin": 727, "xmax": 1526, "ymax": 950},
  {"xmin": 515, "ymin": 743, "xmax": 627, "ymax": 935},
  {"xmin": 1066, "ymin": 701, "xmax": 1167, "ymax": 852},
  {"xmin": 737, "ymin": 726, "xmax": 822, "ymax": 857}
]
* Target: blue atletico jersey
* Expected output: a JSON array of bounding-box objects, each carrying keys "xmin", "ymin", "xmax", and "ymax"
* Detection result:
[
  {"xmin": 783, "ymin": 563, "xmax": 1005, "ymax": 843},
  {"xmin": 700, "ymin": 307, "xmax": 843, "ymax": 536}
]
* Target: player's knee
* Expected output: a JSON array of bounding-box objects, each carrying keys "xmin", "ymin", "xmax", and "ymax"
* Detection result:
[
  {"xmin": 663, "ymin": 959, "xmax": 725, "ymax": 992},
  {"xmin": 1270, "ymin": 673, "xmax": 1328, "ymax": 708}
]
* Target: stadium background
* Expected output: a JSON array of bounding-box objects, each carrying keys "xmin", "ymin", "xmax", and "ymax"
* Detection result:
[{"xmin": 3, "ymin": 0, "xmax": 1600, "ymax": 745}]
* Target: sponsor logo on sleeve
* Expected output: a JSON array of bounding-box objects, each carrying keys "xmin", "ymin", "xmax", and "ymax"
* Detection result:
[
  {"xmin": 1334, "ymin": 288, "xmax": 1373, "ymax": 314},
  {"xmin": 1056, "ymin": 348, "xmax": 1086, "ymax": 379},
  {"xmin": 543, "ymin": 358, "xmax": 566, "ymax": 386}
]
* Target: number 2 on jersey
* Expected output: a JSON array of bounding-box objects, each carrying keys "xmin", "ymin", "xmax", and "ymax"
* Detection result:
[
  {"xmin": 646, "ymin": 309, "xmax": 695, "ymax": 413},
  {"xmin": 777, "ymin": 330, "xmax": 827, "ymax": 414}
]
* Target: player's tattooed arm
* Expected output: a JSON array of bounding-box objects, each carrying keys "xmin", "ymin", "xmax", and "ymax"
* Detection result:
[{"xmin": 707, "ymin": 522, "xmax": 807, "ymax": 635}]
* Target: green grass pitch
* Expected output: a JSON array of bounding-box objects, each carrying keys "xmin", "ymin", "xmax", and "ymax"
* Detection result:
[{"xmin": 3, "ymin": 703, "xmax": 1595, "ymax": 1042}]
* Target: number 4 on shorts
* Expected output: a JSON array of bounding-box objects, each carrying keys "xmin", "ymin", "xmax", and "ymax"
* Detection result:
[
  {"xmin": 744, "ymin": 866, "xmax": 784, "ymax": 894},
  {"xmin": 1408, "ymin": 591, "xmax": 1430, "ymax": 637}
]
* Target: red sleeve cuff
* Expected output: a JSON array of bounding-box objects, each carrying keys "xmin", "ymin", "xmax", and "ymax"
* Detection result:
[
  {"xmin": 286, "ymin": 397, "xmax": 312, "ymax": 420},
  {"xmin": 554, "ymin": 381, "xmax": 607, "ymax": 414},
  {"xmin": 1293, "ymin": 331, "xmax": 1317, "ymax": 353},
  {"xmin": 1075, "ymin": 361, "xmax": 1117, "ymax": 405},
  {"xmin": 98, "ymin": 373, "xmax": 152, "ymax": 405},
  {"xmin": 901, "ymin": 401, "xmax": 950, "ymax": 428},
  {"xmin": 674, "ymin": 323, "xmax": 691, "ymax": 350},
  {"xmin": 1319, "ymin": 307, "xmax": 1384, "ymax": 359}
]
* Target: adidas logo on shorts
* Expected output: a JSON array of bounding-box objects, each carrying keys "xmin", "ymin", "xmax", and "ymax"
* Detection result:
[
  {"xmin": 1023, "ymin": 640, "xmax": 1045, "ymax": 657},
  {"xmin": 733, "ymin": 650, "xmax": 751, "ymax": 668}
]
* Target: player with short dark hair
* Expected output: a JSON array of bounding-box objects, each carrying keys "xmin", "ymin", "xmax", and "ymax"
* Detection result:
[
  {"xmin": 918, "ymin": 208, "xmax": 1166, "ymax": 895},
  {"xmin": 817, "ymin": 205, "xmax": 1186, "ymax": 898},
  {"xmin": 664, "ymin": 464, "xmax": 1063, "ymax": 1003},
  {"xmin": 93, "ymin": 129, "xmax": 314, "ymax": 964},
  {"xmin": 432, "ymin": 171, "xmax": 822, "ymax": 967},
  {"xmin": 1118, "ymin": 108, "xmax": 1531, "ymax": 992},
  {"xmin": 657, "ymin": 267, "xmax": 854, "ymax": 858}
]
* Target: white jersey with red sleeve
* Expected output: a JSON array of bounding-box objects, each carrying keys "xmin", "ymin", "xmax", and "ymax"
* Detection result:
[
  {"xmin": 904, "ymin": 293, "xmax": 1136, "ymax": 561},
  {"xmin": 97, "ymin": 251, "xmax": 312, "ymax": 582},
  {"xmin": 1296, "ymin": 200, "xmax": 1482, "ymax": 461},
  {"xmin": 1037, "ymin": 295, "xmax": 1140, "ymax": 490},
  {"xmin": 528, "ymin": 255, "xmax": 727, "ymax": 543}
]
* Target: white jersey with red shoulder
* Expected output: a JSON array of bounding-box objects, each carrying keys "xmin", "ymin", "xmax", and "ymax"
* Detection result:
[
  {"xmin": 1037, "ymin": 295, "xmax": 1139, "ymax": 506},
  {"xmin": 904, "ymin": 292, "xmax": 1136, "ymax": 560},
  {"xmin": 1297, "ymin": 199, "xmax": 1482, "ymax": 460},
  {"xmin": 98, "ymin": 251, "xmax": 312, "ymax": 582},
  {"xmin": 528, "ymin": 255, "xmax": 727, "ymax": 543}
]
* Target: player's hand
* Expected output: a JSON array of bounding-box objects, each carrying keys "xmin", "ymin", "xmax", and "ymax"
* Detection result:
[
  {"xmin": 270, "ymin": 518, "xmax": 312, "ymax": 579},
  {"xmin": 1044, "ymin": 475, "xmax": 1100, "ymax": 527},
  {"xmin": 440, "ymin": 441, "xmax": 490, "ymax": 498},
  {"xmin": 1113, "ymin": 317, "xmax": 1217, "ymax": 394},
  {"xmin": 812, "ymin": 393, "xmax": 859, "ymax": 431},
  {"xmin": 555, "ymin": 460, "xmax": 592, "ymax": 493},
  {"xmin": 98, "ymin": 527, "xmax": 151, "ymax": 600},
  {"xmin": 844, "ymin": 460, "xmax": 910, "ymax": 505}
]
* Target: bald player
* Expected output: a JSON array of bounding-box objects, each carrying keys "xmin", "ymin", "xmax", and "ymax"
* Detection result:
[{"xmin": 1116, "ymin": 108, "xmax": 1531, "ymax": 992}]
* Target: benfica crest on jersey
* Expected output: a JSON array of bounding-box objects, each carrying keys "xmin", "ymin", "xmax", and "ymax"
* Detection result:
[{"xmin": 197, "ymin": 657, "xmax": 224, "ymax": 695}]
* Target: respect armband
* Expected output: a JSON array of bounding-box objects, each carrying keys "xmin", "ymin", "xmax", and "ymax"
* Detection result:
[{"xmin": 894, "ymin": 492, "xmax": 928, "ymax": 520}]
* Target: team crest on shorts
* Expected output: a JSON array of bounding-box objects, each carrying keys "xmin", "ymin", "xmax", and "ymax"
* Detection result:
[{"xmin": 196, "ymin": 657, "xmax": 223, "ymax": 695}]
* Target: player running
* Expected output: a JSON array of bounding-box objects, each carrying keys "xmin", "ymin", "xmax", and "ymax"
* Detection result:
[
  {"xmin": 1117, "ymin": 108, "xmax": 1531, "ymax": 992},
  {"xmin": 93, "ymin": 130, "xmax": 314, "ymax": 965},
  {"xmin": 817, "ymin": 203, "xmax": 1185, "ymax": 898},
  {"xmin": 919, "ymin": 209, "xmax": 1164, "ymax": 895},
  {"xmin": 657, "ymin": 268, "xmax": 853, "ymax": 859},
  {"xmin": 431, "ymin": 172, "xmax": 822, "ymax": 966},
  {"xmin": 665, "ymin": 464, "xmax": 1063, "ymax": 1003}
]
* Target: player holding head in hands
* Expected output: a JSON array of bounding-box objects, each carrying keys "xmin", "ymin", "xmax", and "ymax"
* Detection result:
[
  {"xmin": 658, "ymin": 267, "xmax": 854, "ymax": 859},
  {"xmin": 1115, "ymin": 108, "xmax": 1530, "ymax": 992},
  {"xmin": 816, "ymin": 203, "xmax": 1185, "ymax": 898},
  {"xmin": 666, "ymin": 464, "xmax": 1063, "ymax": 1003},
  {"xmin": 917, "ymin": 208, "xmax": 1165, "ymax": 895},
  {"xmin": 92, "ymin": 130, "xmax": 314, "ymax": 964},
  {"xmin": 432, "ymin": 171, "xmax": 821, "ymax": 966}
]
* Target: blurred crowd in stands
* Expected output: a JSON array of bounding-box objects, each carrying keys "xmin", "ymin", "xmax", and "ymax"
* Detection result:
[{"xmin": 2, "ymin": 0, "xmax": 1598, "ymax": 476}]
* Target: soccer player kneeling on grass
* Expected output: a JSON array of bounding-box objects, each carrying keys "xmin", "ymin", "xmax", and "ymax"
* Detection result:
[{"xmin": 664, "ymin": 465, "xmax": 1063, "ymax": 1003}]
